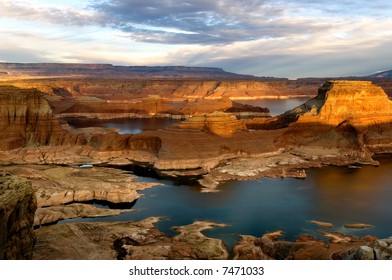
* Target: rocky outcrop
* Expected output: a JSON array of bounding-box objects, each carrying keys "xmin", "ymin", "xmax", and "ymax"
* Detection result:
[
  {"xmin": 1, "ymin": 165, "xmax": 160, "ymax": 226},
  {"xmin": 33, "ymin": 218, "xmax": 229, "ymax": 260},
  {"xmin": 232, "ymin": 230, "xmax": 375, "ymax": 260},
  {"xmin": 277, "ymin": 81, "xmax": 392, "ymax": 158},
  {"xmin": 0, "ymin": 86, "xmax": 87, "ymax": 150},
  {"xmin": 283, "ymin": 81, "xmax": 392, "ymax": 125},
  {"xmin": 2, "ymin": 81, "xmax": 392, "ymax": 189},
  {"xmin": 174, "ymin": 112, "xmax": 247, "ymax": 137},
  {"xmin": 34, "ymin": 204, "xmax": 134, "ymax": 227},
  {"xmin": 31, "ymin": 213, "xmax": 392, "ymax": 260},
  {"xmin": 57, "ymin": 95, "xmax": 178, "ymax": 119},
  {"xmin": 0, "ymin": 172, "xmax": 36, "ymax": 259}
]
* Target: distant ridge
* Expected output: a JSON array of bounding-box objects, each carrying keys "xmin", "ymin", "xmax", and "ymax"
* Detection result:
[
  {"xmin": 0, "ymin": 63, "xmax": 261, "ymax": 79},
  {"xmin": 367, "ymin": 69, "xmax": 392, "ymax": 78}
]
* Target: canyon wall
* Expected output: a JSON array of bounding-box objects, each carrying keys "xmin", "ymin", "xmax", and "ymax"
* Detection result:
[
  {"xmin": 0, "ymin": 86, "xmax": 87, "ymax": 150},
  {"xmin": 1, "ymin": 80, "xmax": 392, "ymax": 185},
  {"xmin": 2, "ymin": 79, "xmax": 319, "ymax": 103},
  {"xmin": 0, "ymin": 63, "xmax": 257, "ymax": 79},
  {"xmin": 0, "ymin": 172, "xmax": 36, "ymax": 259}
]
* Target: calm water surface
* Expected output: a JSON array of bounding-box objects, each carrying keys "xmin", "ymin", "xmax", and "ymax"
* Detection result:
[
  {"xmin": 63, "ymin": 157, "xmax": 392, "ymax": 250},
  {"xmin": 60, "ymin": 98, "xmax": 392, "ymax": 249},
  {"xmin": 64, "ymin": 118, "xmax": 180, "ymax": 134},
  {"xmin": 237, "ymin": 97, "xmax": 310, "ymax": 116},
  {"xmin": 64, "ymin": 97, "xmax": 311, "ymax": 134}
]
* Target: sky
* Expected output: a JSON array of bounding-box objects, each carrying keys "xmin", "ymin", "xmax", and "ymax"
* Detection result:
[{"xmin": 1, "ymin": 0, "xmax": 392, "ymax": 78}]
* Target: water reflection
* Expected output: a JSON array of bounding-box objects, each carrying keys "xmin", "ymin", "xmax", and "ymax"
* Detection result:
[
  {"xmin": 236, "ymin": 97, "xmax": 310, "ymax": 116},
  {"xmin": 64, "ymin": 157, "xmax": 392, "ymax": 250},
  {"xmin": 64, "ymin": 117, "xmax": 181, "ymax": 134}
]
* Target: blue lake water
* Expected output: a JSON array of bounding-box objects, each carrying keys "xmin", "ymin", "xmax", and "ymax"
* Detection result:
[
  {"xmin": 60, "ymin": 97, "xmax": 392, "ymax": 250},
  {"xmin": 63, "ymin": 98, "xmax": 312, "ymax": 134},
  {"xmin": 61, "ymin": 157, "xmax": 392, "ymax": 251},
  {"xmin": 64, "ymin": 117, "xmax": 180, "ymax": 134},
  {"xmin": 237, "ymin": 97, "xmax": 310, "ymax": 116}
]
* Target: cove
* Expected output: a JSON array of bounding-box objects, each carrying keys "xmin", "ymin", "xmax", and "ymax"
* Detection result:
[
  {"xmin": 61, "ymin": 156, "xmax": 392, "ymax": 251},
  {"xmin": 63, "ymin": 97, "xmax": 311, "ymax": 135},
  {"xmin": 63, "ymin": 117, "xmax": 181, "ymax": 134},
  {"xmin": 237, "ymin": 97, "xmax": 310, "ymax": 116}
]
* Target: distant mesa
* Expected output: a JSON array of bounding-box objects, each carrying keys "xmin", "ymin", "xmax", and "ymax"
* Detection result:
[
  {"xmin": 367, "ymin": 69, "xmax": 392, "ymax": 78},
  {"xmin": 0, "ymin": 63, "xmax": 259, "ymax": 79}
]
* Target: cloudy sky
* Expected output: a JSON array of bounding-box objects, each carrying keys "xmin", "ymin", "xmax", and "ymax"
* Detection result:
[{"xmin": 1, "ymin": 0, "xmax": 392, "ymax": 78}]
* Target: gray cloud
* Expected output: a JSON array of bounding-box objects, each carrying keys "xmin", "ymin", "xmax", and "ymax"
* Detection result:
[
  {"xmin": 2, "ymin": 0, "xmax": 392, "ymax": 77},
  {"xmin": 185, "ymin": 39, "xmax": 392, "ymax": 78},
  {"xmin": 92, "ymin": 0, "xmax": 330, "ymax": 44}
]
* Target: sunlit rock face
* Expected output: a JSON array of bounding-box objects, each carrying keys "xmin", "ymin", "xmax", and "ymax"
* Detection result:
[
  {"xmin": 278, "ymin": 81, "xmax": 392, "ymax": 154},
  {"xmin": 174, "ymin": 111, "xmax": 247, "ymax": 137},
  {"xmin": 289, "ymin": 81, "xmax": 392, "ymax": 125}
]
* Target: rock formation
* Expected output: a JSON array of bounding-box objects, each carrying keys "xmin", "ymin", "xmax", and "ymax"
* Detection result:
[
  {"xmin": 2, "ymin": 80, "xmax": 392, "ymax": 190},
  {"xmin": 0, "ymin": 86, "xmax": 86, "ymax": 150},
  {"xmin": 0, "ymin": 172, "xmax": 36, "ymax": 259},
  {"xmin": 0, "ymin": 165, "xmax": 160, "ymax": 226},
  {"xmin": 31, "ymin": 214, "xmax": 392, "ymax": 260},
  {"xmin": 232, "ymin": 230, "xmax": 372, "ymax": 260},
  {"xmin": 32, "ymin": 218, "xmax": 229, "ymax": 260},
  {"xmin": 277, "ymin": 81, "xmax": 392, "ymax": 157},
  {"xmin": 174, "ymin": 111, "xmax": 247, "ymax": 137},
  {"xmin": 0, "ymin": 63, "xmax": 257, "ymax": 79}
]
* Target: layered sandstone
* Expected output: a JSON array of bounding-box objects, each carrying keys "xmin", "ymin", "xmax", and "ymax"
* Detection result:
[
  {"xmin": 0, "ymin": 63, "xmax": 256, "ymax": 79},
  {"xmin": 1, "ymin": 81, "xmax": 392, "ymax": 188},
  {"xmin": 0, "ymin": 165, "xmax": 160, "ymax": 226},
  {"xmin": 174, "ymin": 112, "xmax": 247, "ymax": 137},
  {"xmin": 0, "ymin": 172, "xmax": 36, "ymax": 259},
  {"xmin": 0, "ymin": 86, "xmax": 87, "ymax": 150},
  {"xmin": 0, "ymin": 79, "xmax": 318, "ymax": 106},
  {"xmin": 278, "ymin": 81, "xmax": 392, "ymax": 157}
]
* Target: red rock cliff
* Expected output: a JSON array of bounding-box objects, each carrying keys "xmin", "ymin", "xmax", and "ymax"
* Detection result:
[{"xmin": 0, "ymin": 87, "xmax": 86, "ymax": 150}]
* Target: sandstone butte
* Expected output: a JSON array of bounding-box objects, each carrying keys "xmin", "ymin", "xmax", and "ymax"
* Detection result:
[{"xmin": 3, "ymin": 80, "xmax": 392, "ymax": 260}]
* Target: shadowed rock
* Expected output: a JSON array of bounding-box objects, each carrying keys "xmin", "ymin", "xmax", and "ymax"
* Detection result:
[
  {"xmin": 0, "ymin": 172, "xmax": 36, "ymax": 259},
  {"xmin": 33, "ymin": 218, "xmax": 229, "ymax": 260}
]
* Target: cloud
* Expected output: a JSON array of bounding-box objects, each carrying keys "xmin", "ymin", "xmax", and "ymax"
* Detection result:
[
  {"xmin": 1, "ymin": 0, "xmax": 392, "ymax": 77},
  {"xmin": 0, "ymin": 47, "xmax": 52, "ymax": 63},
  {"xmin": 92, "ymin": 0, "xmax": 330, "ymax": 44},
  {"xmin": 0, "ymin": 0, "xmax": 104, "ymax": 26},
  {"xmin": 91, "ymin": 0, "xmax": 392, "ymax": 45}
]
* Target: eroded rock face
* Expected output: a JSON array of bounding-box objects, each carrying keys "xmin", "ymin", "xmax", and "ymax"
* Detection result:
[
  {"xmin": 276, "ymin": 81, "xmax": 392, "ymax": 160},
  {"xmin": 2, "ymin": 80, "xmax": 392, "ymax": 188},
  {"xmin": 0, "ymin": 87, "xmax": 87, "ymax": 150},
  {"xmin": 232, "ymin": 230, "xmax": 369, "ymax": 260},
  {"xmin": 174, "ymin": 112, "xmax": 247, "ymax": 137},
  {"xmin": 284, "ymin": 80, "xmax": 392, "ymax": 125},
  {"xmin": 0, "ymin": 172, "xmax": 36, "ymax": 259},
  {"xmin": 1, "ymin": 165, "xmax": 160, "ymax": 226}
]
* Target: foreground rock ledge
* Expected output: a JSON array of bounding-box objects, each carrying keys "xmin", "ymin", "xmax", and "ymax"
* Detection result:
[
  {"xmin": 0, "ymin": 172, "xmax": 36, "ymax": 259},
  {"xmin": 1, "ymin": 165, "xmax": 160, "ymax": 226},
  {"xmin": 33, "ymin": 218, "xmax": 229, "ymax": 260},
  {"xmin": 32, "ymin": 217, "xmax": 392, "ymax": 260}
]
